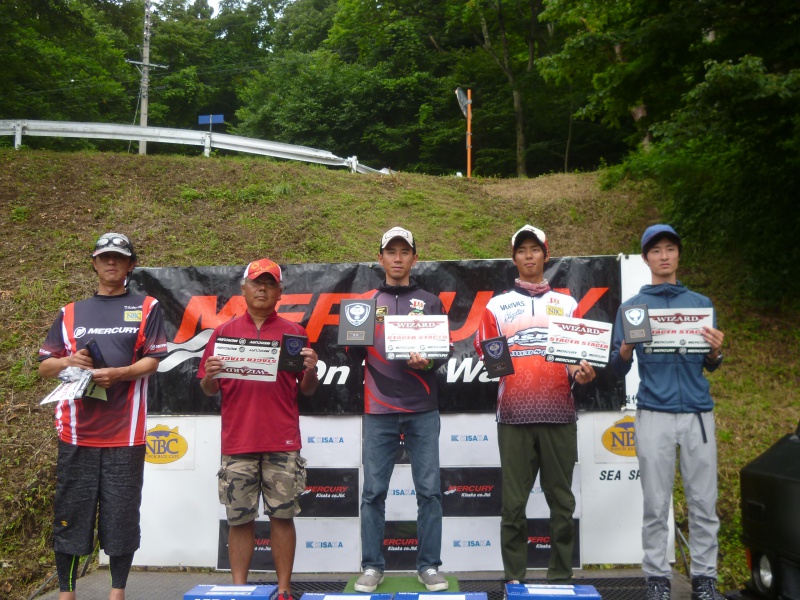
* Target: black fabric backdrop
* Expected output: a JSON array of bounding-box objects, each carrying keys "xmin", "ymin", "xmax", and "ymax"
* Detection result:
[{"xmin": 130, "ymin": 257, "xmax": 624, "ymax": 415}]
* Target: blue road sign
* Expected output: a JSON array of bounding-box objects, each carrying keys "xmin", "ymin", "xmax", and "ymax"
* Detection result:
[{"xmin": 198, "ymin": 114, "xmax": 224, "ymax": 125}]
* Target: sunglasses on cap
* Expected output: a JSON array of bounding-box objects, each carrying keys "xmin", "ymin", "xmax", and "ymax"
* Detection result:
[{"xmin": 95, "ymin": 237, "xmax": 131, "ymax": 251}]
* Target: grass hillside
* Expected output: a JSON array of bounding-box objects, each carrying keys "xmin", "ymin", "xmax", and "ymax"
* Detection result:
[{"xmin": 0, "ymin": 149, "xmax": 797, "ymax": 600}]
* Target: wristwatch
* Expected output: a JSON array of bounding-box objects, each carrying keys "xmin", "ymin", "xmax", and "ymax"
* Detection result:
[{"xmin": 706, "ymin": 352, "xmax": 723, "ymax": 365}]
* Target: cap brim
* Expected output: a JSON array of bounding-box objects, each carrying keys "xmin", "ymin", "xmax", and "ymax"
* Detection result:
[
  {"xmin": 642, "ymin": 232, "xmax": 681, "ymax": 251},
  {"xmin": 381, "ymin": 236, "xmax": 415, "ymax": 250},
  {"xmin": 92, "ymin": 248, "xmax": 132, "ymax": 258},
  {"xmin": 513, "ymin": 231, "xmax": 545, "ymax": 248},
  {"xmin": 247, "ymin": 271, "xmax": 279, "ymax": 281}
]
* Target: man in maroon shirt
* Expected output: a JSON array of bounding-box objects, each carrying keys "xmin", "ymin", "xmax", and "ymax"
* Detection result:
[{"xmin": 199, "ymin": 258, "xmax": 319, "ymax": 599}]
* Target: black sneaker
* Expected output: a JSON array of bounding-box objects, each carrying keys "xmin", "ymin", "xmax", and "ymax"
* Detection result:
[
  {"xmin": 646, "ymin": 577, "xmax": 671, "ymax": 600},
  {"xmin": 691, "ymin": 576, "xmax": 725, "ymax": 600}
]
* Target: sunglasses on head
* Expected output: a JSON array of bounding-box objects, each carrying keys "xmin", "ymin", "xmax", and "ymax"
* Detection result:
[{"xmin": 95, "ymin": 237, "xmax": 131, "ymax": 251}]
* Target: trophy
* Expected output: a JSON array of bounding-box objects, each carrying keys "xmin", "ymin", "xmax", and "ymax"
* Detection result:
[
  {"xmin": 621, "ymin": 304, "xmax": 652, "ymax": 344},
  {"xmin": 338, "ymin": 299, "xmax": 376, "ymax": 346},
  {"xmin": 481, "ymin": 336, "xmax": 515, "ymax": 377},
  {"xmin": 278, "ymin": 334, "xmax": 307, "ymax": 371}
]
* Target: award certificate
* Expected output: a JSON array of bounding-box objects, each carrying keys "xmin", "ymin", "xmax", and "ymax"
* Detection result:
[
  {"xmin": 644, "ymin": 308, "xmax": 713, "ymax": 354},
  {"xmin": 214, "ymin": 336, "xmax": 280, "ymax": 381},
  {"xmin": 544, "ymin": 316, "xmax": 613, "ymax": 367},
  {"xmin": 383, "ymin": 315, "xmax": 450, "ymax": 360}
]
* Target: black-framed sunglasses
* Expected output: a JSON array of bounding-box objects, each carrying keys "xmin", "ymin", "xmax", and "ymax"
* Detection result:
[{"xmin": 95, "ymin": 237, "xmax": 131, "ymax": 251}]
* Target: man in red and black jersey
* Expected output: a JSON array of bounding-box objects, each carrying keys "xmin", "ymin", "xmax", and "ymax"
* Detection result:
[
  {"xmin": 199, "ymin": 258, "xmax": 319, "ymax": 600},
  {"xmin": 474, "ymin": 225, "xmax": 595, "ymax": 585},
  {"xmin": 38, "ymin": 232, "xmax": 167, "ymax": 600}
]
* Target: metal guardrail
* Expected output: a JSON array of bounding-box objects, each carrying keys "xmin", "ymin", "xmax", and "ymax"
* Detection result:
[{"xmin": 0, "ymin": 119, "xmax": 385, "ymax": 174}]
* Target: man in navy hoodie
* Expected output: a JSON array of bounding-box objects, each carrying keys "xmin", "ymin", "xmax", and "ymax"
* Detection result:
[{"xmin": 611, "ymin": 225, "xmax": 725, "ymax": 600}]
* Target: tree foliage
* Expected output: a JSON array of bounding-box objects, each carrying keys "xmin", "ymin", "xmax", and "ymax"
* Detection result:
[
  {"xmin": 0, "ymin": 0, "xmax": 137, "ymax": 128},
  {"xmin": 614, "ymin": 58, "xmax": 800, "ymax": 295},
  {"xmin": 542, "ymin": 0, "xmax": 800, "ymax": 296},
  {"xmin": 2, "ymin": 0, "xmax": 798, "ymax": 283}
]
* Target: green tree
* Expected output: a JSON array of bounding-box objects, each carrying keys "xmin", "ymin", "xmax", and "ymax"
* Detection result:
[
  {"xmin": 619, "ymin": 57, "xmax": 800, "ymax": 296},
  {"xmin": 273, "ymin": 0, "xmax": 338, "ymax": 54},
  {"xmin": 542, "ymin": 0, "xmax": 800, "ymax": 296},
  {"xmin": 0, "ymin": 0, "xmax": 139, "ymax": 130},
  {"xmin": 446, "ymin": 0, "xmax": 553, "ymax": 177}
]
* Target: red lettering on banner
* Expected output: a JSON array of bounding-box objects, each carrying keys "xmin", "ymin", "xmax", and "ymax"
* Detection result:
[
  {"xmin": 173, "ymin": 288, "xmax": 609, "ymax": 344},
  {"xmin": 439, "ymin": 291, "xmax": 495, "ymax": 343},
  {"xmin": 553, "ymin": 287, "xmax": 609, "ymax": 318},
  {"xmin": 305, "ymin": 292, "xmax": 373, "ymax": 343},
  {"xmin": 277, "ymin": 294, "xmax": 313, "ymax": 324},
  {"xmin": 174, "ymin": 296, "xmax": 247, "ymax": 343},
  {"xmin": 574, "ymin": 287, "xmax": 608, "ymax": 318},
  {"xmin": 384, "ymin": 538, "xmax": 419, "ymax": 546}
]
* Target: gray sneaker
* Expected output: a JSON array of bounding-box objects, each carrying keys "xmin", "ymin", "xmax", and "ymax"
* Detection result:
[
  {"xmin": 354, "ymin": 568, "xmax": 384, "ymax": 593},
  {"xmin": 418, "ymin": 567, "xmax": 449, "ymax": 592}
]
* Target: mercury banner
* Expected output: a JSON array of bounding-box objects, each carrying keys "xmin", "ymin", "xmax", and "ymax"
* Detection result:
[{"xmin": 129, "ymin": 257, "xmax": 625, "ymax": 415}]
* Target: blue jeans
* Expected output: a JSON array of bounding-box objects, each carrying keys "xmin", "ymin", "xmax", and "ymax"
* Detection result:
[{"xmin": 361, "ymin": 410, "xmax": 443, "ymax": 572}]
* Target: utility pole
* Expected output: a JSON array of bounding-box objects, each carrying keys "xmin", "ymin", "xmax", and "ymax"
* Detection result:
[
  {"xmin": 128, "ymin": 0, "xmax": 167, "ymax": 155},
  {"xmin": 139, "ymin": 0, "xmax": 152, "ymax": 155}
]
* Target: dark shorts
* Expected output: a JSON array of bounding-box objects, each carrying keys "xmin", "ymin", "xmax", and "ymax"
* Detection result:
[
  {"xmin": 54, "ymin": 440, "xmax": 146, "ymax": 556},
  {"xmin": 217, "ymin": 451, "xmax": 307, "ymax": 525}
]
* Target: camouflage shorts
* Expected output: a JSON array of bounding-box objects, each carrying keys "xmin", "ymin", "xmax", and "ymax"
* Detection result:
[{"xmin": 217, "ymin": 451, "xmax": 307, "ymax": 526}]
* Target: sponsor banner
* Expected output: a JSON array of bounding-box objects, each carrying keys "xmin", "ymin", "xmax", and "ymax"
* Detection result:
[
  {"xmin": 442, "ymin": 517, "xmax": 503, "ymax": 571},
  {"xmin": 526, "ymin": 464, "xmax": 582, "ymax": 519},
  {"xmin": 295, "ymin": 519, "xmax": 360, "ymax": 572},
  {"xmin": 383, "ymin": 521, "xmax": 419, "ymax": 571},
  {"xmin": 526, "ymin": 518, "xmax": 581, "ymax": 569},
  {"xmin": 299, "ymin": 468, "xmax": 359, "ymax": 518},
  {"xmin": 441, "ymin": 467, "xmax": 502, "ymax": 517},
  {"xmin": 220, "ymin": 520, "xmax": 360, "ymax": 572},
  {"xmin": 384, "ymin": 465, "xmax": 418, "ymax": 520},
  {"xmin": 439, "ymin": 413, "xmax": 499, "ymax": 467},
  {"xmin": 594, "ymin": 414, "xmax": 638, "ymax": 463},
  {"xmin": 578, "ymin": 412, "xmax": 668, "ymax": 565},
  {"xmin": 618, "ymin": 256, "xmax": 656, "ymax": 409},
  {"xmin": 218, "ymin": 521, "xmax": 276, "ymax": 571},
  {"xmin": 135, "ymin": 416, "xmax": 221, "ymax": 568},
  {"xmin": 395, "ymin": 433, "xmax": 411, "ymax": 465},
  {"xmin": 145, "ymin": 420, "xmax": 194, "ymax": 470},
  {"xmin": 130, "ymin": 257, "xmax": 624, "ymax": 415},
  {"xmin": 300, "ymin": 415, "xmax": 361, "ymax": 467}
]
